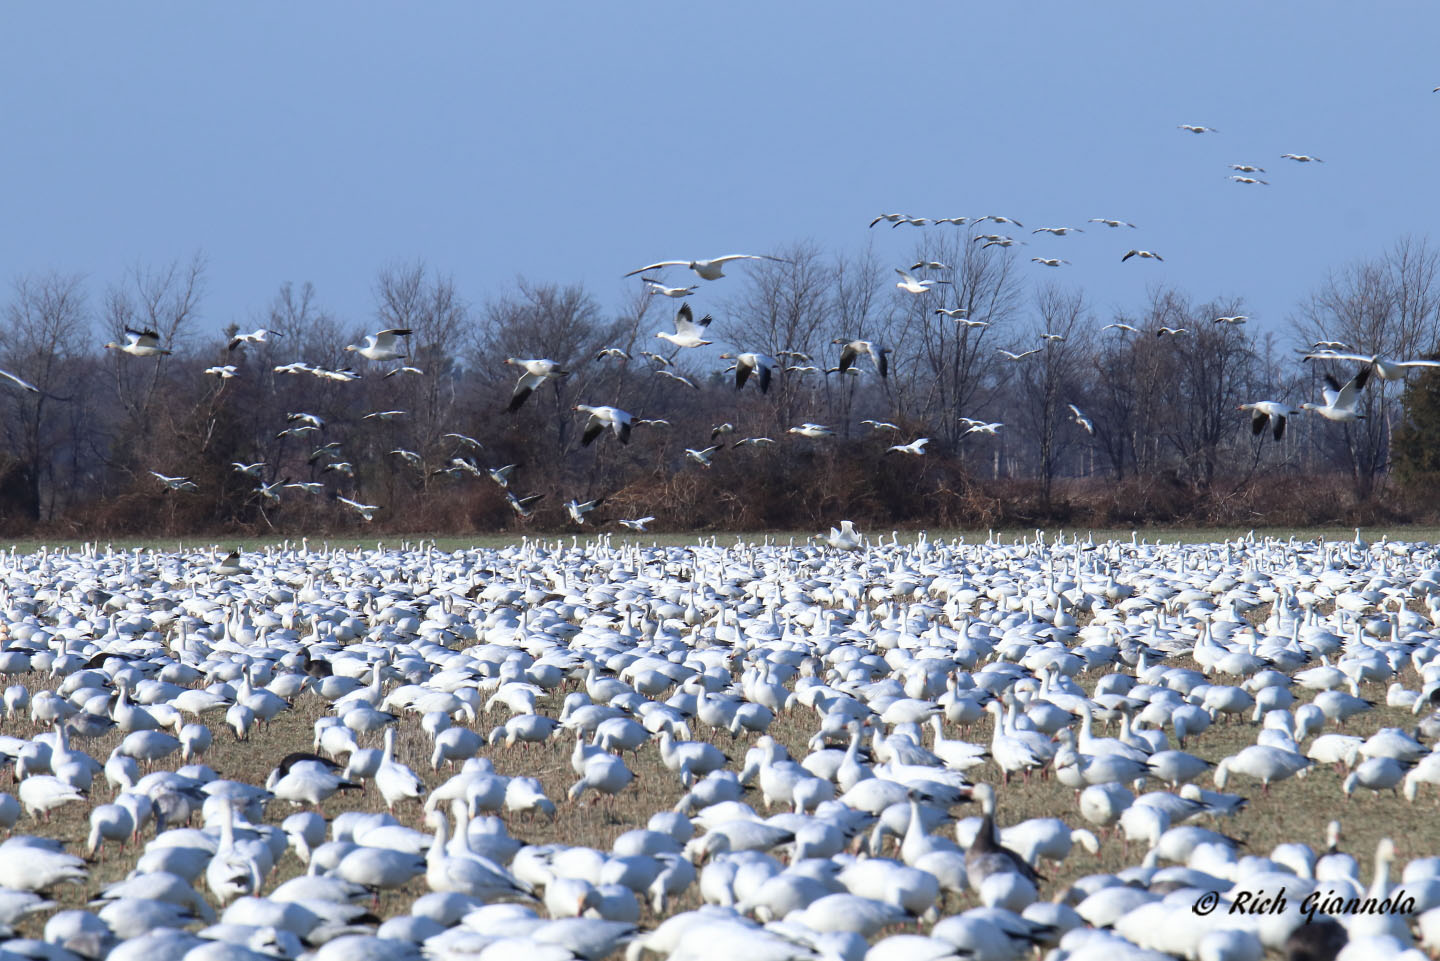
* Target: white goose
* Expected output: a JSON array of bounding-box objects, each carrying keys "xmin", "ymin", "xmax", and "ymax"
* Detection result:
[{"xmin": 375, "ymin": 728, "xmax": 425, "ymax": 812}]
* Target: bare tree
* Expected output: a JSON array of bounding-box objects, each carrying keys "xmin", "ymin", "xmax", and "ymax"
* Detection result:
[
  {"xmin": 1014, "ymin": 285, "xmax": 1092, "ymax": 506},
  {"xmin": 0, "ymin": 272, "xmax": 91, "ymax": 520},
  {"xmin": 1293, "ymin": 236, "xmax": 1440, "ymax": 499}
]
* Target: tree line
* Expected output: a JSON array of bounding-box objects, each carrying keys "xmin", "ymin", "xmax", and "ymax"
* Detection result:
[{"xmin": 3, "ymin": 235, "xmax": 1439, "ymax": 537}]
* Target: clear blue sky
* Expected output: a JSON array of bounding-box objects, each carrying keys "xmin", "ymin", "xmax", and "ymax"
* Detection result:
[{"xmin": 3, "ymin": 3, "xmax": 1438, "ymax": 340}]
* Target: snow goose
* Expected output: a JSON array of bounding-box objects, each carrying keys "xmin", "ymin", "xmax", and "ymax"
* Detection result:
[
  {"xmin": 1213, "ymin": 745, "xmax": 1311, "ymax": 794},
  {"xmin": 568, "ymin": 753, "xmax": 635, "ymax": 804},
  {"xmin": 1342, "ymin": 757, "xmax": 1406, "ymax": 799},
  {"xmin": 105, "ymin": 327, "xmax": 172, "ymax": 357},
  {"xmin": 1302, "ymin": 368, "xmax": 1370, "ymax": 422},
  {"xmin": 424, "ymin": 810, "xmax": 533, "ymax": 902},
  {"xmin": 345, "ymin": 328, "xmax": 411, "ymax": 362},
  {"xmin": 1237, "ymin": 400, "xmax": 1301, "ymax": 441},
  {"xmin": 964, "ymin": 784, "xmax": 1045, "ymax": 893},
  {"xmin": 505, "ymin": 357, "xmax": 569, "ymax": 412},
  {"xmin": 624, "ymin": 253, "xmax": 788, "ymax": 281},
  {"xmin": 655, "ymin": 303, "xmax": 714, "ymax": 348},
  {"xmin": 718, "ymin": 352, "xmax": 776, "ymax": 393},
  {"xmin": 834, "ymin": 338, "xmax": 893, "ymax": 377},
  {"xmin": 574, "ymin": 404, "xmax": 634, "ymax": 445},
  {"xmin": 17, "ymin": 774, "xmax": 85, "ymax": 821},
  {"xmin": 0, "ymin": 837, "xmax": 87, "ymax": 890},
  {"xmin": 982, "ymin": 701, "xmax": 1047, "ymax": 783},
  {"xmin": 375, "ymin": 728, "xmax": 426, "ymax": 812}
]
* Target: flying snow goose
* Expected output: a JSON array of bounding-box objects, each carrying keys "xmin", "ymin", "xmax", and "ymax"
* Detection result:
[
  {"xmin": 105, "ymin": 328, "xmax": 171, "ymax": 357},
  {"xmin": 1237, "ymin": 400, "xmax": 1301, "ymax": 440},
  {"xmin": 641, "ymin": 277, "xmax": 700, "ymax": 297},
  {"xmin": 1067, "ymin": 404, "xmax": 1094, "ymax": 434},
  {"xmin": 1178, "ymin": 124, "xmax": 1218, "ymax": 133},
  {"xmin": 344, "ymin": 328, "xmax": 411, "ymax": 362},
  {"xmin": 565, "ymin": 498, "xmax": 604, "ymax": 524},
  {"xmin": 150, "ymin": 471, "xmax": 198, "ymax": 493},
  {"xmin": 718, "ymin": 352, "xmax": 775, "ymax": 392},
  {"xmin": 1121, "ymin": 249, "xmax": 1164, "ymax": 262},
  {"xmin": 1302, "ymin": 367, "xmax": 1370, "ymax": 422},
  {"xmin": 574, "ymin": 405, "xmax": 633, "ymax": 445},
  {"xmin": 895, "ymin": 269, "xmax": 951, "ymax": 295},
  {"xmin": 657, "ymin": 303, "xmax": 713, "ymax": 349},
  {"xmin": 617, "ymin": 516, "xmax": 655, "ymax": 532},
  {"xmin": 788, "ymin": 423, "xmax": 835, "ymax": 439},
  {"xmin": 0, "ymin": 367, "xmax": 41, "ymax": 393},
  {"xmin": 624, "ymin": 254, "xmax": 789, "ymax": 281},
  {"xmin": 1089, "ymin": 218, "xmax": 1137, "ymax": 228},
  {"xmin": 1228, "ymin": 175, "xmax": 1269, "ymax": 185},
  {"xmin": 1281, "ymin": 153, "xmax": 1324, "ymax": 163},
  {"xmin": 505, "ymin": 358, "xmax": 569, "ymax": 412},
  {"xmin": 886, "ymin": 438, "xmax": 929, "ymax": 456},
  {"xmin": 1303, "ymin": 350, "xmax": 1440, "ymax": 381},
  {"xmin": 227, "ymin": 328, "xmax": 283, "ymax": 351}
]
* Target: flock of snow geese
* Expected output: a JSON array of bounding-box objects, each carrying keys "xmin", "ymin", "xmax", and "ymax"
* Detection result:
[{"xmin": 0, "ymin": 528, "xmax": 1439, "ymax": 961}]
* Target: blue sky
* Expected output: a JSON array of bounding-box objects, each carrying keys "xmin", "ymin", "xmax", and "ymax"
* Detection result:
[{"xmin": 3, "ymin": 3, "xmax": 1438, "ymax": 341}]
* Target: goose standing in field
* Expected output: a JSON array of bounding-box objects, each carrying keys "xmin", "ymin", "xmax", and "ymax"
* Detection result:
[
  {"xmin": 505, "ymin": 357, "xmax": 569, "ymax": 412},
  {"xmin": 1302, "ymin": 367, "xmax": 1371, "ymax": 422},
  {"xmin": 105, "ymin": 328, "xmax": 171, "ymax": 357},
  {"xmin": 1214, "ymin": 744, "xmax": 1312, "ymax": 794},
  {"xmin": 568, "ymin": 753, "xmax": 635, "ymax": 805},
  {"xmin": 624, "ymin": 253, "xmax": 789, "ymax": 281},
  {"xmin": 656, "ymin": 303, "xmax": 714, "ymax": 349},
  {"xmin": 344, "ymin": 328, "xmax": 412, "ymax": 362},
  {"xmin": 376, "ymin": 728, "xmax": 425, "ymax": 813},
  {"xmin": 964, "ymin": 784, "xmax": 1045, "ymax": 894}
]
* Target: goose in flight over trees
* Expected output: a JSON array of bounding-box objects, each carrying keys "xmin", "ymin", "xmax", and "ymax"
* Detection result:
[
  {"xmin": 1238, "ymin": 400, "xmax": 1301, "ymax": 440},
  {"xmin": 886, "ymin": 438, "xmax": 929, "ymax": 456},
  {"xmin": 506, "ymin": 357, "xmax": 569, "ymax": 412},
  {"xmin": 204, "ymin": 365, "xmax": 238, "ymax": 380},
  {"xmin": 1156, "ymin": 326, "xmax": 1189, "ymax": 337},
  {"xmin": 641, "ymin": 278, "xmax": 700, "ymax": 298},
  {"xmin": 1302, "ymin": 351, "xmax": 1440, "ymax": 381},
  {"xmin": 443, "ymin": 432, "xmax": 484, "ymax": 450},
  {"xmin": 1121, "ymin": 249, "xmax": 1164, "ymax": 262},
  {"xmin": 862, "ymin": 420, "xmax": 900, "ymax": 432},
  {"xmin": 228, "ymin": 328, "xmax": 283, "ymax": 351},
  {"xmin": 657, "ymin": 303, "xmax": 713, "ymax": 349},
  {"xmin": 151, "ymin": 471, "xmax": 198, "ymax": 492},
  {"xmin": 575, "ymin": 405, "xmax": 633, "ymax": 445},
  {"xmin": 1102, "ymin": 323, "xmax": 1139, "ymax": 333},
  {"xmin": 384, "ymin": 365, "xmax": 424, "ymax": 378},
  {"xmin": 623, "ymin": 254, "xmax": 789, "ymax": 281},
  {"xmin": 1089, "ymin": 218, "xmax": 1137, "ymax": 228},
  {"xmin": 1031, "ymin": 258, "xmax": 1070, "ymax": 267},
  {"xmin": 964, "ymin": 420, "xmax": 1003, "ymax": 435},
  {"xmin": 895, "ymin": 269, "xmax": 950, "ymax": 294},
  {"xmin": 719, "ymin": 352, "xmax": 775, "ymax": 393},
  {"xmin": 834, "ymin": 339, "xmax": 891, "ymax": 377},
  {"xmin": 1302, "ymin": 368, "xmax": 1370, "ymax": 422},
  {"xmin": 105, "ymin": 328, "xmax": 171, "ymax": 357},
  {"xmin": 996, "ymin": 348, "xmax": 1041, "ymax": 360},
  {"xmin": 1068, "ymin": 404, "xmax": 1094, "ymax": 434},
  {"xmin": 345, "ymin": 328, "xmax": 411, "ymax": 362},
  {"xmin": 788, "ymin": 423, "xmax": 835, "ymax": 439},
  {"xmin": 1214, "ymin": 315, "xmax": 1249, "ymax": 325},
  {"xmin": 654, "ymin": 369, "xmax": 697, "ymax": 389},
  {"xmin": 595, "ymin": 347, "xmax": 631, "ymax": 362},
  {"xmin": 0, "ymin": 368, "xmax": 41, "ymax": 394},
  {"xmin": 335, "ymin": 495, "xmax": 380, "ymax": 522},
  {"xmin": 685, "ymin": 446, "xmax": 723, "ymax": 468},
  {"xmin": 1281, "ymin": 154, "xmax": 1324, "ymax": 163},
  {"xmin": 1032, "ymin": 226, "xmax": 1083, "ymax": 236},
  {"xmin": 617, "ymin": 516, "xmax": 654, "ymax": 531},
  {"xmin": 565, "ymin": 497, "xmax": 604, "ymax": 524},
  {"xmin": 911, "ymin": 260, "xmax": 950, "ymax": 271},
  {"xmin": 506, "ymin": 492, "xmax": 544, "ymax": 517},
  {"xmin": 1229, "ymin": 164, "xmax": 1266, "ymax": 173},
  {"xmin": 1228, "ymin": 175, "xmax": 1269, "ymax": 185},
  {"xmin": 869, "ymin": 213, "xmax": 908, "ymax": 228}
]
